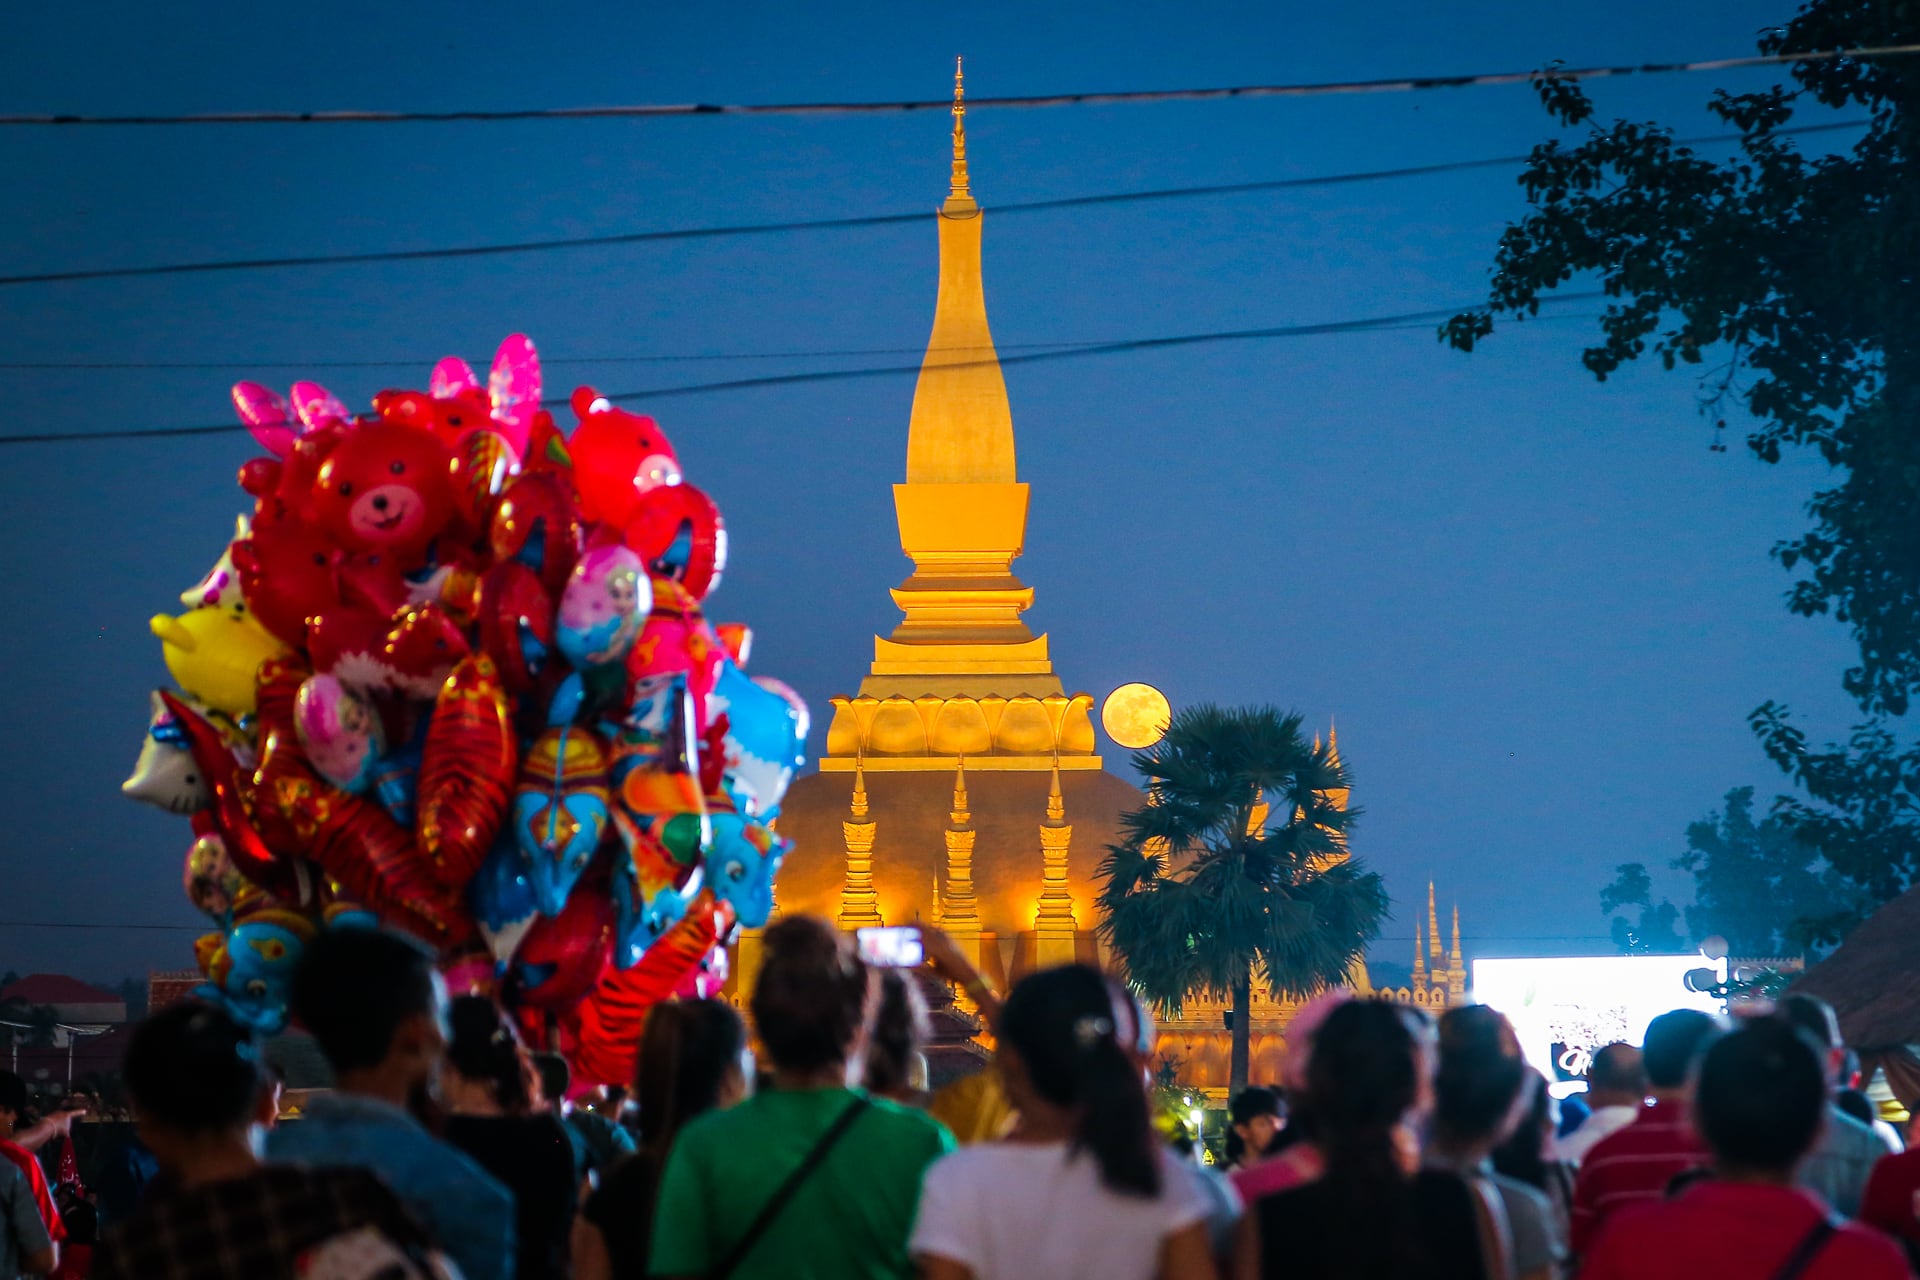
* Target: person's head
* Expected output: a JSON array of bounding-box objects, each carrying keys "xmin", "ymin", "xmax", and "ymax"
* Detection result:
[
  {"xmin": 1227, "ymin": 1087, "xmax": 1284, "ymax": 1165},
  {"xmin": 998, "ymin": 964, "xmax": 1159, "ymax": 1197},
  {"xmin": 634, "ymin": 997, "xmax": 749, "ymax": 1150},
  {"xmin": 862, "ymin": 968, "xmax": 931, "ymax": 1100},
  {"xmin": 290, "ymin": 926, "xmax": 447, "ymax": 1091},
  {"xmin": 532, "ymin": 1052, "xmax": 571, "ymax": 1113},
  {"xmin": 444, "ymin": 996, "xmax": 536, "ymax": 1114},
  {"xmin": 0, "ymin": 1070, "xmax": 27, "ymax": 1133},
  {"xmin": 750, "ymin": 915, "xmax": 869, "ymax": 1078},
  {"xmin": 1836, "ymin": 1088, "xmax": 1877, "ymax": 1129},
  {"xmin": 1306, "ymin": 1000, "xmax": 1427, "ymax": 1182},
  {"xmin": 1695, "ymin": 1018, "xmax": 1829, "ymax": 1177},
  {"xmin": 122, "ymin": 1001, "xmax": 265, "ymax": 1170},
  {"xmin": 1587, "ymin": 1042, "xmax": 1647, "ymax": 1108},
  {"xmin": 1433, "ymin": 1005, "xmax": 1529, "ymax": 1153},
  {"xmin": 1642, "ymin": 1009, "xmax": 1724, "ymax": 1097},
  {"xmin": 1776, "ymin": 993, "xmax": 1846, "ymax": 1088}
]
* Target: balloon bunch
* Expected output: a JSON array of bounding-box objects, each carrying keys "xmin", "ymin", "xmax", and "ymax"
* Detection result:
[{"xmin": 123, "ymin": 335, "xmax": 806, "ymax": 1081}]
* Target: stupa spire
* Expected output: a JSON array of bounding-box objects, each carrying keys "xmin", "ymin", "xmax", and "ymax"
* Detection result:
[
  {"xmin": 948, "ymin": 57, "xmax": 971, "ymax": 208},
  {"xmin": 942, "ymin": 758, "xmax": 980, "ymax": 948},
  {"xmin": 838, "ymin": 757, "xmax": 883, "ymax": 928},
  {"xmin": 1413, "ymin": 918, "xmax": 1428, "ymax": 991},
  {"xmin": 1035, "ymin": 758, "xmax": 1078, "ymax": 960}
]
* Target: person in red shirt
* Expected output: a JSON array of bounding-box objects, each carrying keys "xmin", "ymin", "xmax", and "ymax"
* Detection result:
[
  {"xmin": 1583, "ymin": 1018, "xmax": 1909, "ymax": 1280},
  {"xmin": 0, "ymin": 1072, "xmax": 66, "ymax": 1261},
  {"xmin": 1568, "ymin": 1008, "xmax": 1721, "ymax": 1255},
  {"xmin": 1861, "ymin": 1146, "xmax": 1920, "ymax": 1266}
]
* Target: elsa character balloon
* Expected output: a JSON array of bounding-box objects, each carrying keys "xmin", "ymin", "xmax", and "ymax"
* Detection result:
[
  {"xmin": 293, "ymin": 674, "xmax": 384, "ymax": 793},
  {"xmin": 556, "ymin": 545, "xmax": 646, "ymax": 670}
]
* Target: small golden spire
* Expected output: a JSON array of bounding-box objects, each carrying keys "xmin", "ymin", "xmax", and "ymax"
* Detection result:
[
  {"xmin": 1046, "ymin": 759, "xmax": 1065, "ymax": 824},
  {"xmin": 850, "ymin": 755, "xmax": 869, "ymax": 820},
  {"xmin": 1451, "ymin": 904, "xmax": 1462, "ymax": 965},
  {"xmin": 948, "ymin": 56, "xmax": 971, "ymax": 207},
  {"xmin": 950, "ymin": 756, "xmax": 971, "ymax": 826}
]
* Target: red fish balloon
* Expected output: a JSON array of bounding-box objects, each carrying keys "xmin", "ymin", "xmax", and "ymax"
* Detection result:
[{"xmin": 417, "ymin": 654, "xmax": 516, "ymax": 889}]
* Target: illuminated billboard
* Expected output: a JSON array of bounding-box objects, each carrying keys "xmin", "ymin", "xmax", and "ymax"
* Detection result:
[{"xmin": 1471, "ymin": 955, "xmax": 1725, "ymax": 1091}]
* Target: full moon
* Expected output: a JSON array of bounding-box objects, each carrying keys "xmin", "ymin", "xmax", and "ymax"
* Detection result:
[{"xmin": 1102, "ymin": 682, "xmax": 1171, "ymax": 749}]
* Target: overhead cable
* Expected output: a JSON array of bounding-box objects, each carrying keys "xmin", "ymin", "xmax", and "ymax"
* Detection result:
[
  {"xmin": 1, "ymin": 44, "xmax": 1912, "ymax": 126},
  {"xmin": 0, "ymin": 297, "xmax": 1600, "ymax": 446},
  {"xmin": 0, "ymin": 120, "xmax": 1865, "ymax": 289}
]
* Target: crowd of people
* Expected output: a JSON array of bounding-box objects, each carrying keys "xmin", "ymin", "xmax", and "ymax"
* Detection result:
[{"xmin": 3, "ymin": 918, "xmax": 1920, "ymax": 1279}]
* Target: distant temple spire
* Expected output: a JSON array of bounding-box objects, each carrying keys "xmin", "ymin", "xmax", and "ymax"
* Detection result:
[
  {"xmin": 1413, "ymin": 917, "xmax": 1429, "ymax": 992},
  {"xmin": 1428, "ymin": 882, "xmax": 1443, "ymax": 964}
]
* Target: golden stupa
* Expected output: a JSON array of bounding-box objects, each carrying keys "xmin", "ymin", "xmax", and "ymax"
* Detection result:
[{"xmin": 756, "ymin": 64, "xmax": 1467, "ymax": 1090}]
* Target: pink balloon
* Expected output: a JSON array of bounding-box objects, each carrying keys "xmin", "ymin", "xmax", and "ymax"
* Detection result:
[
  {"xmin": 431, "ymin": 356, "xmax": 481, "ymax": 399},
  {"xmin": 232, "ymin": 382, "xmax": 296, "ymax": 458},
  {"xmin": 488, "ymin": 334, "xmax": 541, "ymax": 459}
]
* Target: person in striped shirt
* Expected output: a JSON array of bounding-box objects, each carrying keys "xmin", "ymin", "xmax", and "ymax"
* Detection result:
[{"xmin": 1568, "ymin": 1009, "xmax": 1724, "ymax": 1256}]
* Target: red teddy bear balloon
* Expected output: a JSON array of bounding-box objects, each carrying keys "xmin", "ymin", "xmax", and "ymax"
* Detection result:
[
  {"xmin": 566, "ymin": 387, "xmax": 681, "ymax": 529},
  {"xmin": 311, "ymin": 422, "xmax": 456, "ymax": 567}
]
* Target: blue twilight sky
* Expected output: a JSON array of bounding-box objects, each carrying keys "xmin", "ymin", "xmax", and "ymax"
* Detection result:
[{"xmin": 0, "ymin": 0, "xmax": 1863, "ymax": 984}]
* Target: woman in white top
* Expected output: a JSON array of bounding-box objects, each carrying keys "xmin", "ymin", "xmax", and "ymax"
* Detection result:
[{"xmin": 911, "ymin": 964, "xmax": 1219, "ymax": 1280}]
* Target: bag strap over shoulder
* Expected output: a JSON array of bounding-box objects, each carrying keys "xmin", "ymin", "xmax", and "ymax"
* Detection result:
[
  {"xmin": 1464, "ymin": 1174, "xmax": 1517, "ymax": 1280},
  {"xmin": 1771, "ymin": 1213, "xmax": 1843, "ymax": 1280},
  {"xmin": 710, "ymin": 1095, "xmax": 872, "ymax": 1280}
]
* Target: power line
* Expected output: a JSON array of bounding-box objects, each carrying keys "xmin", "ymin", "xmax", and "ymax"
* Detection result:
[
  {"xmin": 0, "ymin": 120, "xmax": 1865, "ymax": 289},
  {"xmin": 0, "ymin": 312, "xmax": 1611, "ymax": 375},
  {"xmin": 2, "ymin": 44, "xmax": 1913, "ymax": 127},
  {"xmin": 0, "ymin": 299, "xmax": 1601, "ymax": 447},
  {"xmin": 0, "ymin": 339, "xmax": 1113, "ymax": 371}
]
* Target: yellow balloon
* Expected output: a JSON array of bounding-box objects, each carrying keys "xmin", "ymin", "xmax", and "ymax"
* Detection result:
[
  {"xmin": 1102, "ymin": 683, "xmax": 1171, "ymax": 749},
  {"xmin": 151, "ymin": 608, "xmax": 288, "ymax": 717}
]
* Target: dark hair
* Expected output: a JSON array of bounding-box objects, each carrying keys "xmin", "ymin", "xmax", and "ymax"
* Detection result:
[
  {"xmin": 1589, "ymin": 1042, "xmax": 1647, "ymax": 1096},
  {"xmin": 123, "ymin": 1001, "xmax": 263, "ymax": 1133},
  {"xmin": 0, "ymin": 1071, "xmax": 25, "ymax": 1115},
  {"xmin": 1434, "ymin": 1005, "xmax": 1528, "ymax": 1147},
  {"xmin": 1642, "ymin": 1009, "xmax": 1723, "ymax": 1089},
  {"xmin": 1226, "ymin": 1087, "xmax": 1283, "ymax": 1164},
  {"xmin": 750, "ymin": 916, "xmax": 867, "ymax": 1073},
  {"xmin": 532, "ymin": 1052, "xmax": 571, "ymax": 1109},
  {"xmin": 999, "ymin": 965, "xmax": 1159, "ymax": 1197},
  {"xmin": 1777, "ymin": 993, "xmax": 1843, "ymax": 1067},
  {"xmin": 862, "ymin": 969, "xmax": 931, "ymax": 1098},
  {"xmin": 1306, "ymin": 1001, "xmax": 1428, "ymax": 1273},
  {"xmin": 1490, "ymin": 1070, "xmax": 1553, "ymax": 1190},
  {"xmin": 446, "ymin": 996, "xmax": 533, "ymax": 1113},
  {"xmin": 1837, "ymin": 1089, "xmax": 1877, "ymax": 1129},
  {"xmin": 290, "ymin": 927, "xmax": 440, "ymax": 1074},
  {"xmin": 1696, "ymin": 1019, "xmax": 1828, "ymax": 1170},
  {"xmin": 634, "ymin": 998, "xmax": 747, "ymax": 1149}
]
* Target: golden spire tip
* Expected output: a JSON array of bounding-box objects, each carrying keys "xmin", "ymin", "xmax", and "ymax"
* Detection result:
[{"xmin": 947, "ymin": 55, "xmax": 972, "ymax": 206}]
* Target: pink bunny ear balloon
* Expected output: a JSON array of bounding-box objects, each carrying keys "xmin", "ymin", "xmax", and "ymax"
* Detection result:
[
  {"xmin": 431, "ymin": 356, "xmax": 481, "ymax": 399},
  {"xmin": 232, "ymin": 382, "xmax": 297, "ymax": 458},
  {"xmin": 488, "ymin": 334, "xmax": 541, "ymax": 459},
  {"xmin": 290, "ymin": 382, "xmax": 351, "ymax": 433}
]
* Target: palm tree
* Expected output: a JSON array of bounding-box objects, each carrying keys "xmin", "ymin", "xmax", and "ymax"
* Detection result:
[{"xmin": 1097, "ymin": 704, "xmax": 1389, "ymax": 1094}]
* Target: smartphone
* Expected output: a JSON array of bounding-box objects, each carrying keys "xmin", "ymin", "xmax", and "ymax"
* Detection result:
[{"xmin": 856, "ymin": 925, "xmax": 924, "ymax": 968}]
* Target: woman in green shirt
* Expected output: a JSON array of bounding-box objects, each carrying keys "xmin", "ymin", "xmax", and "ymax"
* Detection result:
[{"xmin": 648, "ymin": 916, "xmax": 955, "ymax": 1280}]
